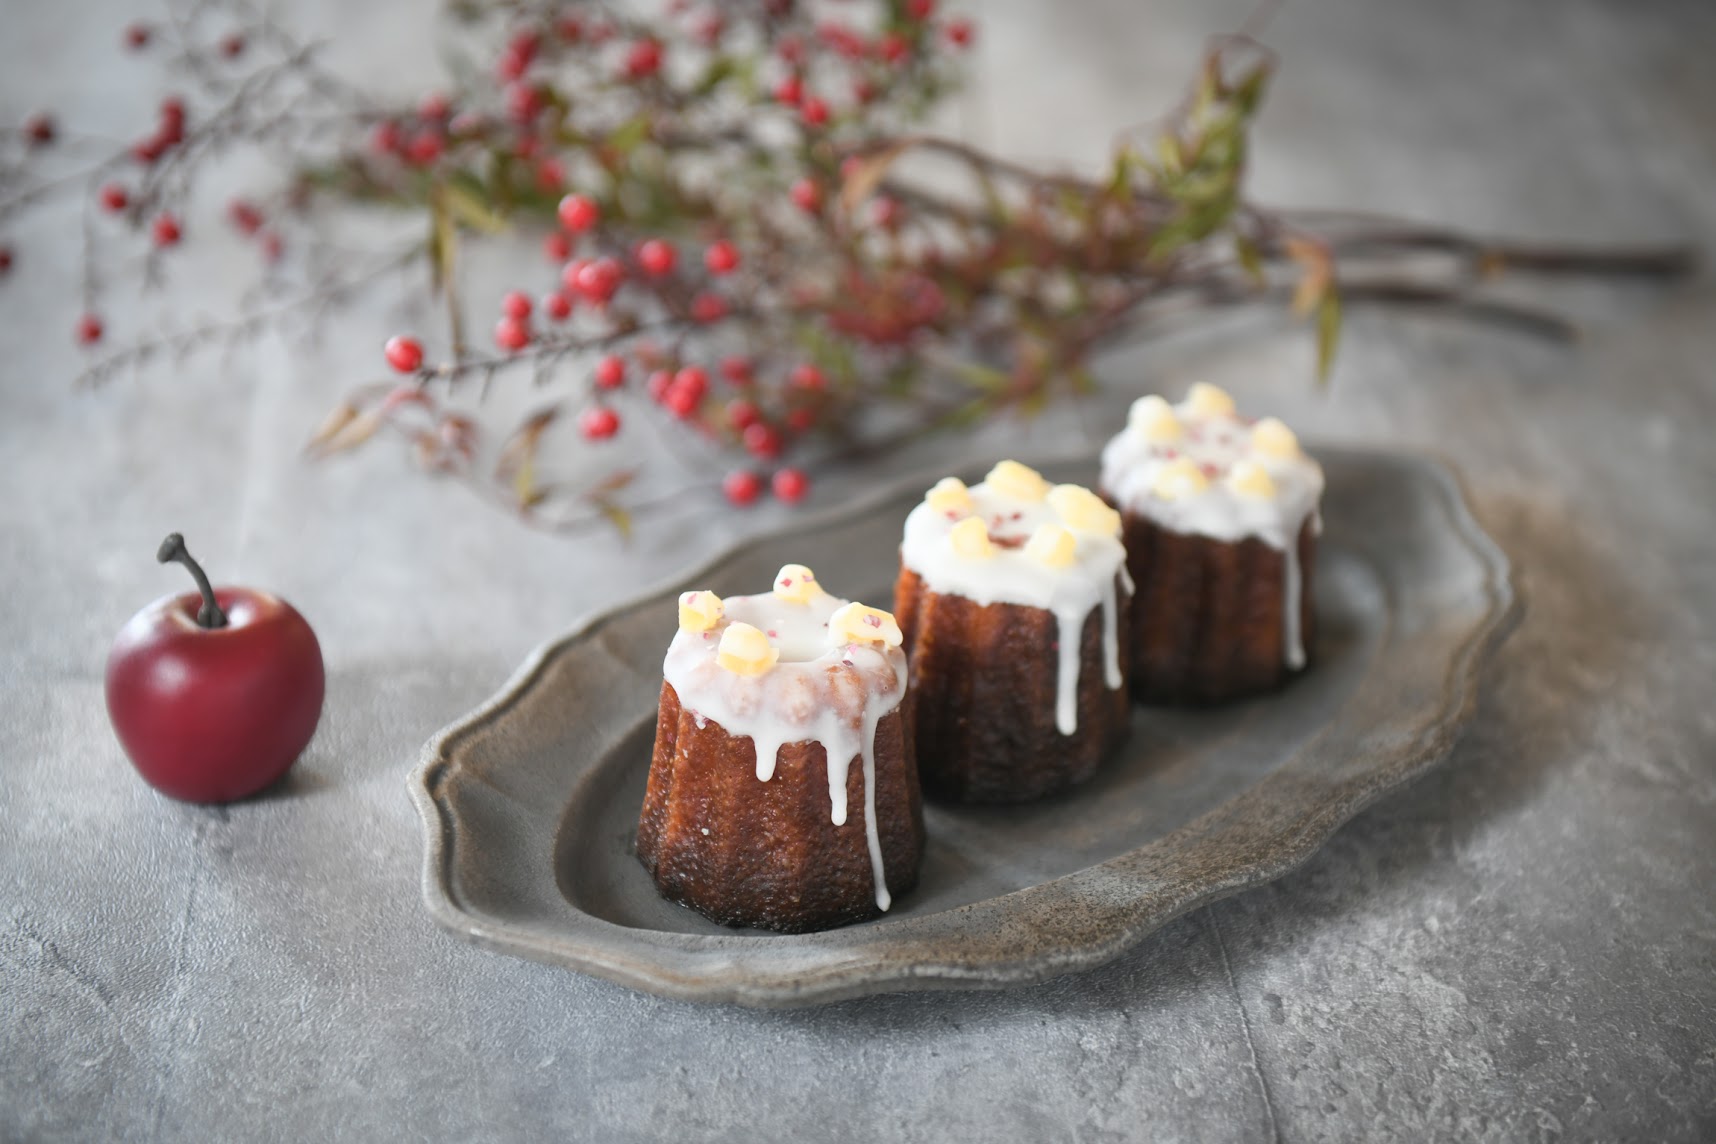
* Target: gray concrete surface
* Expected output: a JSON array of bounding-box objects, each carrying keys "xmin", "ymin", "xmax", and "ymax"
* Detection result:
[{"xmin": 4, "ymin": 0, "xmax": 1715, "ymax": 1140}]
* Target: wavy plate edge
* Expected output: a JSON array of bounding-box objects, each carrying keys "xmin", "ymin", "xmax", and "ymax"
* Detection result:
[{"xmin": 407, "ymin": 447, "xmax": 1522, "ymax": 1007}]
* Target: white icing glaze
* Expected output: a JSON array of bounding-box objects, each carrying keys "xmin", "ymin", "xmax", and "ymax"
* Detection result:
[
  {"xmin": 899, "ymin": 465, "xmax": 1131, "ymax": 736},
  {"xmin": 662, "ymin": 581, "xmax": 908, "ymax": 911},
  {"xmin": 1100, "ymin": 386, "xmax": 1324, "ymax": 668}
]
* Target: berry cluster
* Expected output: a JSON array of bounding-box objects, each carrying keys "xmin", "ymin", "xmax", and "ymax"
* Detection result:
[{"xmin": 5, "ymin": 0, "xmax": 1649, "ymax": 538}]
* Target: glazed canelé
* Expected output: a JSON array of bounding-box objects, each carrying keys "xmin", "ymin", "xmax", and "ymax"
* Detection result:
[
  {"xmin": 894, "ymin": 461, "xmax": 1133, "ymax": 803},
  {"xmin": 635, "ymin": 565, "xmax": 923, "ymax": 933},
  {"xmin": 1100, "ymin": 383, "xmax": 1324, "ymax": 704}
]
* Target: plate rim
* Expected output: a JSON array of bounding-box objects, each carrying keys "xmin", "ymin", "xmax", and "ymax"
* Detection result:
[{"xmin": 407, "ymin": 445, "xmax": 1522, "ymax": 1006}]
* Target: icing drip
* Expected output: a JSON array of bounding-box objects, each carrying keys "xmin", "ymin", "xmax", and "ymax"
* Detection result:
[
  {"xmin": 1283, "ymin": 539, "xmax": 1304, "ymax": 670},
  {"xmin": 898, "ymin": 465, "xmax": 1130, "ymax": 736},
  {"xmin": 1100, "ymin": 386, "xmax": 1324, "ymax": 668},
  {"xmin": 662, "ymin": 582, "xmax": 907, "ymax": 911}
]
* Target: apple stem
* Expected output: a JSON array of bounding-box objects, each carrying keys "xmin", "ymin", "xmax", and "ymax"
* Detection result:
[{"xmin": 157, "ymin": 533, "xmax": 228, "ymax": 629}]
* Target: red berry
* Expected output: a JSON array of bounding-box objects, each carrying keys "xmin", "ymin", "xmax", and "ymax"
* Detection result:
[
  {"xmin": 773, "ymin": 74, "xmax": 803, "ymax": 107},
  {"xmin": 494, "ymin": 316, "xmax": 531, "ymax": 352},
  {"xmin": 946, "ymin": 17, "xmax": 975, "ymax": 47},
  {"xmin": 853, "ymin": 78, "xmax": 877, "ymax": 105},
  {"xmin": 723, "ymin": 470, "xmax": 763, "ymax": 506},
  {"xmin": 100, "ymin": 184, "xmax": 129, "ymax": 213},
  {"xmin": 418, "ymin": 91, "xmax": 451, "ymax": 121},
  {"xmin": 743, "ymin": 422, "xmax": 781, "ymax": 459},
  {"xmin": 690, "ymin": 293, "xmax": 727, "ymax": 323},
  {"xmin": 535, "ymin": 158, "xmax": 566, "ymax": 192},
  {"xmin": 820, "ymin": 22, "xmax": 866, "ymax": 59},
  {"xmin": 664, "ymin": 383, "xmax": 701, "ymax": 419},
  {"xmin": 790, "ymin": 178, "xmax": 823, "ymax": 213},
  {"xmin": 789, "ymin": 363, "xmax": 826, "ymax": 391},
  {"xmin": 574, "ymin": 256, "xmax": 623, "ymax": 303},
  {"xmin": 76, "ymin": 313, "xmax": 103, "ymax": 345},
  {"xmin": 876, "ymin": 33, "xmax": 909, "ymax": 64},
  {"xmin": 372, "ymin": 120, "xmax": 402, "ymax": 154},
  {"xmin": 556, "ymin": 15, "xmax": 583, "ymax": 42},
  {"xmin": 646, "ymin": 369, "xmax": 674, "ymax": 402},
  {"xmin": 673, "ymin": 366, "xmax": 709, "ymax": 402},
  {"xmin": 872, "ymin": 196, "xmax": 902, "ymax": 229},
  {"xmin": 228, "ymin": 199, "xmax": 263, "ymax": 235},
  {"xmin": 801, "ymin": 97, "xmax": 829, "ymax": 127},
  {"xmin": 636, "ymin": 238, "xmax": 677, "ymax": 276},
  {"xmin": 543, "ymin": 292, "xmax": 572, "ymax": 321},
  {"xmin": 777, "ymin": 35, "xmax": 805, "ymax": 65},
  {"xmin": 624, "ymin": 39, "xmax": 663, "ymax": 79},
  {"xmin": 405, "ymin": 131, "xmax": 443, "ymax": 166},
  {"xmin": 594, "ymin": 355, "xmax": 626, "ymax": 389},
  {"xmin": 907, "ymin": 0, "xmax": 935, "ymax": 19},
  {"xmin": 160, "ymin": 96, "xmax": 186, "ymax": 127},
  {"xmin": 720, "ymin": 355, "xmax": 753, "ymax": 385},
  {"xmin": 151, "ymin": 213, "xmax": 182, "ymax": 247},
  {"xmin": 727, "ymin": 400, "xmax": 761, "ymax": 430},
  {"xmin": 704, "ymin": 240, "xmax": 739, "ymax": 275},
  {"xmin": 385, "ymin": 335, "xmax": 425, "ymax": 373},
  {"xmin": 772, "ymin": 467, "xmax": 809, "ymax": 503},
  {"xmin": 558, "ymin": 193, "xmax": 599, "ymax": 233},
  {"xmin": 501, "ymin": 290, "xmax": 533, "ymax": 321},
  {"xmin": 0, "ymin": 246, "xmax": 12, "ymax": 274},
  {"xmin": 505, "ymin": 82, "xmax": 544, "ymax": 123},
  {"xmin": 543, "ymin": 231, "xmax": 572, "ymax": 262},
  {"xmin": 132, "ymin": 136, "xmax": 166, "ymax": 165},
  {"xmin": 124, "ymin": 23, "xmax": 151, "ymax": 50},
  {"xmin": 220, "ymin": 33, "xmax": 245, "ymax": 59},
  {"xmin": 497, "ymin": 45, "xmax": 530, "ymax": 82},
  {"xmin": 561, "ymin": 258, "xmax": 588, "ymax": 294},
  {"xmin": 260, "ymin": 232, "xmax": 284, "ymax": 263},
  {"xmin": 787, "ymin": 407, "xmax": 818, "ymax": 432},
  {"xmin": 24, "ymin": 112, "xmax": 54, "ymax": 146},
  {"xmin": 508, "ymin": 30, "xmax": 541, "ymax": 63},
  {"xmin": 579, "ymin": 406, "xmax": 620, "ymax": 440}
]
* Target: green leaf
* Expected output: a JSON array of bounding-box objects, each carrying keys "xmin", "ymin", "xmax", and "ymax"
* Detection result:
[
  {"xmin": 1316, "ymin": 290, "xmax": 1343, "ymax": 384},
  {"xmin": 1234, "ymin": 234, "xmax": 1266, "ymax": 286},
  {"xmin": 594, "ymin": 500, "xmax": 633, "ymax": 539},
  {"xmin": 443, "ymin": 178, "xmax": 509, "ymax": 234},
  {"xmin": 427, "ymin": 187, "xmax": 457, "ymax": 296},
  {"xmin": 607, "ymin": 114, "xmax": 652, "ymax": 156},
  {"xmin": 693, "ymin": 55, "xmax": 738, "ymax": 97},
  {"xmin": 950, "ymin": 361, "xmax": 1011, "ymax": 393}
]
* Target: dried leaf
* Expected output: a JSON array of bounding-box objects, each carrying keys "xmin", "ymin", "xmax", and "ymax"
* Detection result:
[
  {"xmin": 588, "ymin": 468, "xmax": 637, "ymax": 497},
  {"xmin": 310, "ymin": 409, "xmax": 383, "ymax": 457},
  {"xmin": 838, "ymin": 140, "xmax": 915, "ymax": 214},
  {"xmin": 304, "ymin": 401, "xmax": 359, "ymax": 454},
  {"xmin": 494, "ymin": 405, "xmax": 559, "ymax": 481}
]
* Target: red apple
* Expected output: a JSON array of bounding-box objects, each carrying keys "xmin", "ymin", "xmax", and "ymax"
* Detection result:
[{"xmin": 105, "ymin": 534, "xmax": 324, "ymax": 803}]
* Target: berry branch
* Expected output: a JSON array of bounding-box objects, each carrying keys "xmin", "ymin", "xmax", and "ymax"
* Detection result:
[{"xmin": 1, "ymin": 0, "xmax": 1693, "ymax": 534}]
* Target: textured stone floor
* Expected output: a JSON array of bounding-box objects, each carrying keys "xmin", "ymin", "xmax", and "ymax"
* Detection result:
[{"xmin": 3, "ymin": 1, "xmax": 1714, "ymax": 1140}]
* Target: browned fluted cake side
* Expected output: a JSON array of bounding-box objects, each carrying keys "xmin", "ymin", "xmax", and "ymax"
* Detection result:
[
  {"xmin": 637, "ymin": 682, "xmax": 924, "ymax": 933},
  {"xmin": 894, "ymin": 568, "xmax": 1132, "ymax": 803},
  {"xmin": 1121, "ymin": 514, "xmax": 1316, "ymax": 704}
]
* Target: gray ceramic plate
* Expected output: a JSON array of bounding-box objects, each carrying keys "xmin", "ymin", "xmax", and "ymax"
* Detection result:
[{"xmin": 409, "ymin": 448, "xmax": 1518, "ymax": 1007}]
